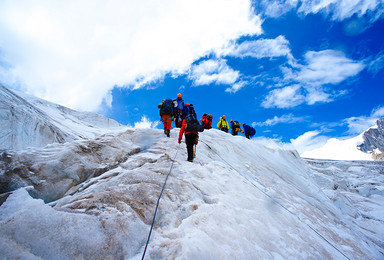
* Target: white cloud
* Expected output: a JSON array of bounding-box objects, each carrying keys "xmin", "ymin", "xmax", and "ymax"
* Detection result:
[
  {"xmin": 216, "ymin": 35, "xmax": 294, "ymax": 93},
  {"xmin": 262, "ymin": 49, "xmax": 364, "ymax": 108},
  {"xmin": 304, "ymin": 88, "xmax": 330, "ymax": 105},
  {"xmin": 133, "ymin": 116, "xmax": 160, "ymax": 129},
  {"xmin": 253, "ymin": 113, "xmax": 307, "ymax": 126},
  {"xmin": 298, "ymin": 0, "xmax": 384, "ymax": 22},
  {"xmin": 291, "ymin": 105, "xmax": 384, "ymax": 154},
  {"xmin": 367, "ymin": 51, "xmax": 384, "ymax": 75},
  {"xmin": 262, "ymin": 85, "xmax": 305, "ymax": 108},
  {"xmin": 290, "ymin": 130, "xmax": 329, "ymax": 154},
  {"xmin": 189, "ymin": 59, "xmax": 240, "ymax": 86},
  {"xmin": 258, "ymin": 0, "xmax": 299, "ymax": 18},
  {"xmin": 222, "ymin": 35, "xmax": 293, "ymax": 60},
  {"xmin": 297, "ymin": 50, "xmax": 365, "ymax": 86},
  {"xmin": 0, "ymin": 0, "xmax": 262, "ymax": 111},
  {"xmin": 257, "ymin": 0, "xmax": 384, "ymax": 23},
  {"xmin": 343, "ymin": 105, "xmax": 384, "ymax": 135},
  {"xmin": 225, "ymin": 81, "xmax": 247, "ymax": 93}
]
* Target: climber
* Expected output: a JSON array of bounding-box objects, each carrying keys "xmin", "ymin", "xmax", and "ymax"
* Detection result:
[
  {"xmin": 173, "ymin": 93, "xmax": 185, "ymax": 128},
  {"xmin": 200, "ymin": 114, "xmax": 213, "ymax": 129},
  {"xmin": 217, "ymin": 115, "xmax": 229, "ymax": 133},
  {"xmin": 178, "ymin": 104, "xmax": 204, "ymax": 162},
  {"xmin": 158, "ymin": 99, "xmax": 174, "ymax": 137},
  {"xmin": 230, "ymin": 120, "xmax": 243, "ymax": 136},
  {"xmin": 243, "ymin": 124, "xmax": 256, "ymax": 139}
]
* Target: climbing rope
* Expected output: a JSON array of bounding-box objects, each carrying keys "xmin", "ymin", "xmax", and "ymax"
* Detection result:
[
  {"xmin": 141, "ymin": 143, "xmax": 181, "ymax": 260},
  {"xmin": 200, "ymin": 140, "xmax": 351, "ymax": 260}
]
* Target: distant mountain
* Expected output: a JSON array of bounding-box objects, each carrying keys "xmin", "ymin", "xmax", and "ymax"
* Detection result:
[
  {"xmin": 0, "ymin": 85, "xmax": 124, "ymax": 151},
  {"xmin": 302, "ymin": 119, "xmax": 384, "ymax": 161},
  {"xmin": 358, "ymin": 118, "xmax": 384, "ymax": 160}
]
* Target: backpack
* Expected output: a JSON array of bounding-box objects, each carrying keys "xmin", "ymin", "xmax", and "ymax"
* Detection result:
[
  {"xmin": 160, "ymin": 99, "xmax": 174, "ymax": 115},
  {"xmin": 248, "ymin": 127, "xmax": 256, "ymax": 136},
  {"xmin": 185, "ymin": 114, "xmax": 204, "ymax": 133},
  {"xmin": 233, "ymin": 121, "xmax": 241, "ymax": 130}
]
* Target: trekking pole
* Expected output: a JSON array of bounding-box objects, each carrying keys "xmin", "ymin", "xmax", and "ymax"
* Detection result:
[{"xmin": 193, "ymin": 144, "xmax": 197, "ymax": 158}]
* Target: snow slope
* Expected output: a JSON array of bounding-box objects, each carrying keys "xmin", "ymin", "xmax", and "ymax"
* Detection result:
[
  {"xmin": 1, "ymin": 128, "xmax": 383, "ymax": 259},
  {"xmin": 0, "ymin": 84, "xmax": 124, "ymax": 151},
  {"xmin": 0, "ymin": 87, "xmax": 383, "ymax": 259}
]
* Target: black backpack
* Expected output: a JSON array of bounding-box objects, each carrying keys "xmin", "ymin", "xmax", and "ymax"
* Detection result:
[
  {"xmin": 160, "ymin": 99, "xmax": 174, "ymax": 115},
  {"xmin": 185, "ymin": 114, "xmax": 204, "ymax": 133}
]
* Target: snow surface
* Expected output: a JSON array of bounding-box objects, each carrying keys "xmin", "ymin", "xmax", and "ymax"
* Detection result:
[
  {"xmin": 1, "ymin": 128, "xmax": 383, "ymax": 259},
  {"xmin": 1, "ymin": 86, "xmax": 383, "ymax": 259},
  {"xmin": 0, "ymin": 85, "xmax": 126, "ymax": 151}
]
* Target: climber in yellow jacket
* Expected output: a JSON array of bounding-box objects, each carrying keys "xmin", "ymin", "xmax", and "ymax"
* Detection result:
[{"xmin": 217, "ymin": 115, "xmax": 229, "ymax": 133}]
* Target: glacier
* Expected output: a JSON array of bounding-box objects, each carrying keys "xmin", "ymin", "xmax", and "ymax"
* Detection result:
[{"xmin": 0, "ymin": 86, "xmax": 383, "ymax": 259}]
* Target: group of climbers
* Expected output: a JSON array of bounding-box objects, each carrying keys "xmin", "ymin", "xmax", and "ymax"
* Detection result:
[
  {"xmin": 217, "ymin": 115, "xmax": 256, "ymax": 139},
  {"xmin": 159, "ymin": 94, "xmax": 255, "ymax": 161},
  {"xmin": 158, "ymin": 94, "xmax": 206, "ymax": 162}
]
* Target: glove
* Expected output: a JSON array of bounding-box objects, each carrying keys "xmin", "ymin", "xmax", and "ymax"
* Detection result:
[{"xmin": 195, "ymin": 139, "xmax": 198, "ymax": 145}]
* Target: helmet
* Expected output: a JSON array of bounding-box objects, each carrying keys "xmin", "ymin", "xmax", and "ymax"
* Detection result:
[
  {"xmin": 208, "ymin": 114, "xmax": 212, "ymax": 118},
  {"xmin": 230, "ymin": 120, "xmax": 233, "ymax": 123},
  {"xmin": 222, "ymin": 115, "xmax": 226, "ymax": 119},
  {"xmin": 177, "ymin": 93, "xmax": 182, "ymax": 98}
]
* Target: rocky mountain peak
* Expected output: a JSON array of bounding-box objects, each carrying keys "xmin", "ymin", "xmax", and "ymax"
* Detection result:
[{"xmin": 358, "ymin": 118, "xmax": 384, "ymax": 160}]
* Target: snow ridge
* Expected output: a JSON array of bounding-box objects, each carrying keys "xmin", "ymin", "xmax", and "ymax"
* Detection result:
[
  {"xmin": 0, "ymin": 85, "xmax": 124, "ymax": 151},
  {"xmin": 1, "ymin": 128, "xmax": 382, "ymax": 259}
]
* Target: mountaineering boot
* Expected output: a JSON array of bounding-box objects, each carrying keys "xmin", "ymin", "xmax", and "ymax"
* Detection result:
[{"xmin": 166, "ymin": 129, "xmax": 170, "ymax": 137}]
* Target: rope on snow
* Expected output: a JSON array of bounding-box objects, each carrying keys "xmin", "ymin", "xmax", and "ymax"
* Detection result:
[
  {"xmin": 141, "ymin": 143, "xmax": 181, "ymax": 260},
  {"xmin": 200, "ymin": 140, "xmax": 351, "ymax": 260}
]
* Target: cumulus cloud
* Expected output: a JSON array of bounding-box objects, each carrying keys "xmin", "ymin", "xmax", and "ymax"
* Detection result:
[
  {"xmin": 253, "ymin": 113, "xmax": 307, "ymax": 127},
  {"xmin": 222, "ymin": 35, "xmax": 293, "ymax": 61},
  {"xmin": 262, "ymin": 85, "xmax": 305, "ymax": 108},
  {"xmin": 291, "ymin": 105, "xmax": 384, "ymax": 154},
  {"xmin": 343, "ymin": 105, "xmax": 384, "ymax": 135},
  {"xmin": 262, "ymin": 49, "xmax": 364, "ymax": 108},
  {"xmin": 189, "ymin": 59, "xmax": 240, "ymax": 86},
  {"xmin": 133, "ymin": 116, "xmax": 160, "ymax": 129},
  {"xmin": 211, "ymin": 35, "xmax": 295, "ymax": 93},
  {"xmin": 290, "ymin": 130, "xmax": 329, "ymax": 154},
  {"xmin": 298, "ymin": 0, "xmax": 384, "ymax": 22},
  {"xmin": 257, "ymin": 0, "xmax": 299, "ymax": 18},
  {"xmin": 0, "ymin": 0, "xmax": 262, "ymax": 111},
  {"xmin": 256, "ymin": 0, "xmax": 384, "ymax": 23},
  {"xmin": 297, "ymin": 50, "xmax": 365, "ymax": 86}
]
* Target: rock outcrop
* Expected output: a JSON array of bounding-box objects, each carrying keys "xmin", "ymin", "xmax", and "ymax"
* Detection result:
[{"xmin": 358, "ymin": 118, "xmax": 384, "ymax": 160}]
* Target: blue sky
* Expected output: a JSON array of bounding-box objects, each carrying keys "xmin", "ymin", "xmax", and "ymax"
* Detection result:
[{"xmin": 0, "ymin": 0, "xmax": 383, "ymax": 153}]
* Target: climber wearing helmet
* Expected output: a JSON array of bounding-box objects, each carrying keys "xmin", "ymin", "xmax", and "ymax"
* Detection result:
[
  {"xmin": 217, "ymin": 115, "xmax": 229, "ymax": 133},
  {"xmin": 173, "ymin": 93, "xmax": 184, "ymax": 128}
]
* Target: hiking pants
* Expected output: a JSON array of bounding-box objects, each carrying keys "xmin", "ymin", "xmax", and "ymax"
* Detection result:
[
  {"xmin": 185, "ymin": 133, "xmax": 198, "ymax": 161},
  {"xmin": 174, "ymin": 109, "xmax": 183, "ymax": 127},
  {"xmin": 162, "ymin": 114, "xmax": 172, "ymax": 131}
]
